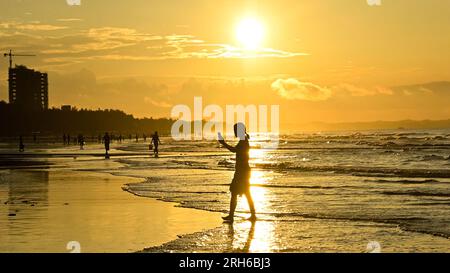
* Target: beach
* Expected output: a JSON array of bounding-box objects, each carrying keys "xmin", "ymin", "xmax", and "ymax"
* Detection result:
[
  {"xmin": 1, "ymin": 129, "xmax": 450, "ymax": 253},
  {"xmin": 0, "ymin": 149, "xmax": 221, "ymax": 253}
]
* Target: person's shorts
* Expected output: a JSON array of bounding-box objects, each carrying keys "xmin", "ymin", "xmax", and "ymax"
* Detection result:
[{"xmin": 230, "ymin": 170, "xmax": 251, "ymax": 195}]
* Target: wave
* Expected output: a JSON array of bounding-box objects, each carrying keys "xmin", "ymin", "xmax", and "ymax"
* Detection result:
[
  {"xmin": 132, "ymin": 158, "xmax": 450, "ymax": 178},
  {"xmin": 132, "ymin": 184, "xmax": 450, "ymax": 240},
  {"xmin": 274, "ymin": 213, "xmax": 450, "ymax": 239},
  {"xmin": 253, "ymin": 163, "xmax": 450, "ymax": 178},
  {"xmin": 381, "ymin": 190, "xmax": 450, "ymax": 198},
  {"xmin": 363, "ymin": 179, "xmax": 442, "ymax": 184},
  {"xmin": 122, "ymin": 174, "xmax": 450, "ymax": 241},
  {"xmin": 421, "ymin": 155, "xmax": 448, "ymax": 161},
  {"xmin": 410, "ymin": 201, "xmax": 450, "ymax": 206},
  {"xmin": 123, "ymin": 187, "xmax": 226, "ymax": 195},
  {"xmin": 252, "ymin": 184, "xmax": 341, "ymax": 190}
]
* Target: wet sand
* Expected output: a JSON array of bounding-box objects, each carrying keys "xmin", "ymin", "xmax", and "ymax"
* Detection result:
[{"xmin": 0, "ymin": 162, "xmax": 222, "ymax": 253}]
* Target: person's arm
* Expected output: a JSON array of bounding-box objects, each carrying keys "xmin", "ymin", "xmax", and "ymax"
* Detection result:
[{"xmin": 219, "ymin": 139, "xmax": 237, "ymax": 153}]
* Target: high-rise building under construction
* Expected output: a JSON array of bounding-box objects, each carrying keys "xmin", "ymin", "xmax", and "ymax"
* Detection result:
[{"xmin": 8, "ymin": 65, "xmax": 48, "ymax": 111}]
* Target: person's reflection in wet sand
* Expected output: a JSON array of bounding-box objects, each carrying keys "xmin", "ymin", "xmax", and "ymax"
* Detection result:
[
  {"xmin": 3, "ymin": 170, "xmax": 49, "ymax": 221},
  {"xmin": 225, "ymin": 221, "xmax": 256, "ymax": 253}
]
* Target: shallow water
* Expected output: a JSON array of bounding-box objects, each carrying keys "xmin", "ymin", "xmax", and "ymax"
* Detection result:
[{"xmin": 116, "ymin": 129, "xmax": 450, "ymax": 252}]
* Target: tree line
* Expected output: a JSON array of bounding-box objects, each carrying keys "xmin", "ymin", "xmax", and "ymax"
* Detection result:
[{"xmin": 0, "ymin": 101, "xmax": 174, "ymax": 137}]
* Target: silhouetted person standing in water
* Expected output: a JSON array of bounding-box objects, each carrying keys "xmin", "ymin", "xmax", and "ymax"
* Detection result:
[
  {"xmin": 218, "ymin": 123, "xmax": 256, "ymax": 222},
  {"xmin": 19, "ymin": 136, "xmax": 25, "ymax": 152},
  {"xmin": 151, "ymin": 131, "xmax": 161, "ymax": 157},
  {"xmin": 103, "ymin": 132, "xmax": 110, "ymax": 158}
]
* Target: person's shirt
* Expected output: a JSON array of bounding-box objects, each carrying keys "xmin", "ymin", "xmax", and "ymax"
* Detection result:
[
  {"xmin": 235, "ymin": 138, "xmax": 250, "ymax": 171},
  {"xmin": 152, "ymin": 135, "xmax": 159, "ymax": 144}
]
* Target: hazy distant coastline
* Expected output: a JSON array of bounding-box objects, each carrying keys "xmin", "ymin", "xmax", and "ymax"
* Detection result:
[{"xmin": 288, "ymin": 119, "xmax": 450, "ymax": 132}]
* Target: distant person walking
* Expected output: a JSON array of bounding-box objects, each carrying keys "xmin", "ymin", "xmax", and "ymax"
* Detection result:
[
  {"xmin": 151, "ymin": 131, "xmax": 161, "ymax": 157},
  {"xmin": 103, "ymin": 132, "xmax": 111, "ymax": 158},
  {"xmin": 63, "ymin": 134, "xmax": 67, "ymax": 145},
  {"xmin": 19, "ymin": 136, "xmax": 25, "ymax": 152},
  {"xmin": 218, "ymin": 123, "xmax": 256, "ymax": 223},
  {"xmin": 78, "ymin": 134, "xmax": 85, "ymax": 150}
]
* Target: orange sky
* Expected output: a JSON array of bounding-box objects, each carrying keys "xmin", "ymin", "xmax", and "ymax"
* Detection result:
[{"xmin": 1, "ymin": 0, "xmax": 450, "ymax": 126}]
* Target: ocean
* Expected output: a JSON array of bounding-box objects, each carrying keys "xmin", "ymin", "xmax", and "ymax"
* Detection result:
[{"xmin": 117, "ymin": 129, "xmax": 450, "ymax": 252}]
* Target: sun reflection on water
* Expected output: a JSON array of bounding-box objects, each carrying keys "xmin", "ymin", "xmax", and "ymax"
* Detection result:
[
  {"xmin": 228, "ymin": 220, "xmax": 275, "ymax": 253},
  {"xmin": 249, "ymin": 148, "xmax": 268, "ymax": 165},
  {"xmin": 230, "ymin": 164, "xmax": 276, "ymax": 252}
]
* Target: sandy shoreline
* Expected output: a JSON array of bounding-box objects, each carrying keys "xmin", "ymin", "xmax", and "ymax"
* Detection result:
[{"xmin": 0, "ymin": 156, "xmax": 222, "ymax": 253}]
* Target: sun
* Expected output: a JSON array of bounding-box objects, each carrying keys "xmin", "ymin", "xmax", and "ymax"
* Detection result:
[{"xmin": 236, "ymin": 18, "xmax": 265, "ymax": 50}]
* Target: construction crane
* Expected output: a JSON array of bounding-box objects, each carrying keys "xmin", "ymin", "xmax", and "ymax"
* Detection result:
[{"xmin": 3, "ymin": 49, "xmax": 36, "ymax": 69}]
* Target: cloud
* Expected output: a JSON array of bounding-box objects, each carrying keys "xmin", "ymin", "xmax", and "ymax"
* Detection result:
[
  {"xmin": 392, "ymin": 81, "xmax": 450, "ymax": 95},
  {"xmin": 56, "ymin": 18, "xmax": 83, "ymax": 22},
  {"xmin": 271, "ymin": 78, "xmax": 332, "ymax": 101},
  {"xmin": 67, "ymin": 27, "xmax": 162, "ymax": 53},
  {"xmin": 17, "ymin": 24, "xmax": 67, "ymax": 31},
  {"xmin": 37, "ymin": 32, "xmax": 305, "ymax": 68},
  {"xmin": 0, "ymin": 21, "xmax": 67, "ymax": 31},
  {"xmin": 160, "ymin": 34, "xmax": 304, "ymax": 59},
  {"xmin": 332, "ymin": 83, "xmax": 393, "ymax": 96},
  {"xmin": 1, "ymin": 21, "xmax": 305, "ymax": 69},
  {"xmin": 86, "ymin": 27, "xmax": 161, "ymax": 43},
  {"xmin": 49, "ymin": 69, "xmax": 171, "ymax": 117},
  {"xmin": 271, "ymin": 78, "xmax": 398, "ymax": 101},
  {"xmin": 144, "ymin": 97, "xmax": 172, "ymax": 108}
]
